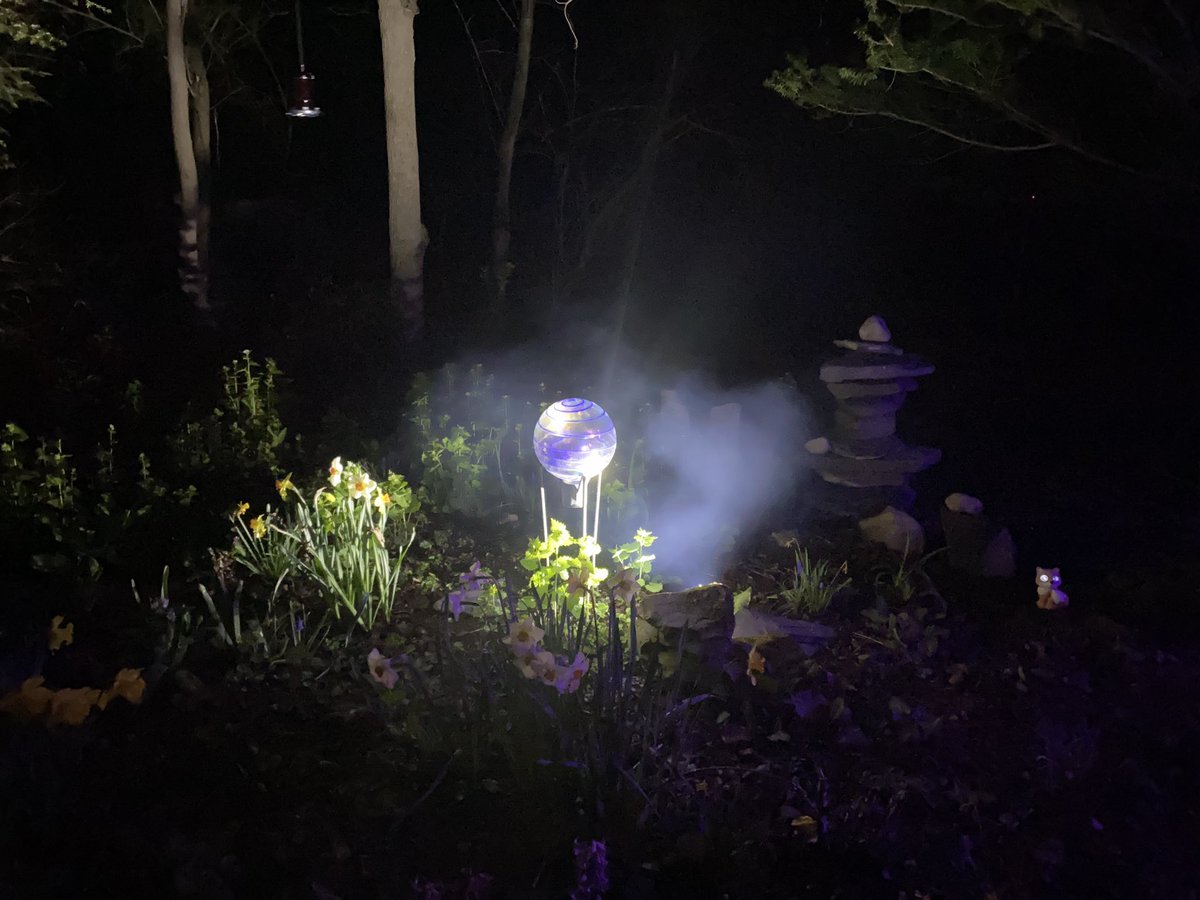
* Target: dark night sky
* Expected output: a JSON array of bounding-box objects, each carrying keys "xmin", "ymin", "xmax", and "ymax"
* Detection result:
[{"xmin": 5, "ymin": 0, "xmax": 1199, "ymax": 575}]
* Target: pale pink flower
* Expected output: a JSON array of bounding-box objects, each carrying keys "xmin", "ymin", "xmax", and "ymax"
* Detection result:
[
  {"xmin": 554, "ymin": 651, "xmax": 590, "ymax": 694},
  {"xmin": 367, "ymin": 648, "xmax": 399, "ymax": 689}
]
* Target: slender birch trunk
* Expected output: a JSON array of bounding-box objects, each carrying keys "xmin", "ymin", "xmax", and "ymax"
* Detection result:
[
  {"xmin": 378, "ymin": 0, "xmax": 426, "ymax": 334},
  {"xmin": 492, "ymin": 0, "xmax": 535, "ymax": 305},
  {"xmin": 166, "ymin": 0, "xmax": 209, "ymax": 310},
  {"xmin": 186, "ymin": 42, "xmax": 211, "ymax": 304}
]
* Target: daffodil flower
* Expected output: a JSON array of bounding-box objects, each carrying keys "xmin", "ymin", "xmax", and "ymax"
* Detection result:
[
  {"xmin": 48, "ymin": 615, "xmax": 73, "ymax": 652},
  {"xmin": 554, "ymin": 651, "xmax": 589, "ymax": 694},
  {"xmin": 350, "ymin": 473, "xmax": 377, "ymax": 500},
  {"xmin": 515, "ymin": 646, "xmax": 543, "ymax": 679},
  {"xmin": 328, "ymin": 456, "xmax": 344, "ymax": 486},
  {"xmin": 234, "ymin": 501, "xmax": 250, "ymax": 517},
  {"xmin": 249, "ymin": 516, "xmax": 267, "ymax": 539},
  {"xmin": 367, "ymin": 648, "xmax": 399, "ymax": 689},
  {"xmin": 533, "ymin": 650, "xmax": 558, "ymax": 685},
  {"xmin": 565, "ymin": 568, "xmax": 589, "ymax": 599},
  {"xmin": 275, "ymin": 474, "xmax": 295, "ymax": 499},
  {"xmin": 610, "ymin": 568, "xmax": 639, "ymax": 603},
  {"xmin": 373, "ymin": 491, "xmax": 391, "ymax": 512},
  {"xmin": 503, "ymin": 617, "xmax": 545, "ymax": 652}
]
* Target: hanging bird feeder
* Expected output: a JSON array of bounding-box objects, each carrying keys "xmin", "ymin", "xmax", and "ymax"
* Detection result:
[
  {"xmin": 286, "ymin": 1, "xmax": 322, "ymax": 118},
  {"xmin": 287, "ymin": 66, "xmax": 321, "ymax": 118}
]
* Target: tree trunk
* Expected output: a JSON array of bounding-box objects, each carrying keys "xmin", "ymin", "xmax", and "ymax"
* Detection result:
[
  {"xmin": 186, "ymin": 42, "xmax": 211, "ymax": 306},
  {"xmin": 378, "ymin": 0, "xmax": 426, "ymax": 335},
  {"xmin": 492, "ymin": 0, "xmax": 535, "ymax": 305},
  {"xmin": 166, "ymin": 0, "xmax": 209, "ymax": 310}
]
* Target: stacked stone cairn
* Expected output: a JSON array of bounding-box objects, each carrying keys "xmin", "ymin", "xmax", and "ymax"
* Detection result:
[{"xmin": 806, "ymin": 315, "xmax": 940, "ymax": 512}]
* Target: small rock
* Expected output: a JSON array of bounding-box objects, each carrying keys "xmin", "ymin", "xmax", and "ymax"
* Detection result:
[
  {"xmin": 804, "ymin": 436, "xmax": 831, "ymax": 455},
  {"xmin": 858, "ymin": 506, "xmax": 925, "ymax": 555},
  {"xmin": 944, "ymin": 492, "xmax": 984, "ymax": 515},
  {"xmin": 858, "ymin": 315, "xmax": 892, "ymax": 342},
  {"xmin": 174, "ymin": 669, "xmax": 205, "ymax": 694}
]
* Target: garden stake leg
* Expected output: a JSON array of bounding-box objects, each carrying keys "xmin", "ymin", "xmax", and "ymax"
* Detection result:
[
  {"xmin": 540, "ymin": 484, "xmax": 549, "ymax": 546},
  {"xmin": 581, "ymin": 474, "xmax": 588, "ymax": 546},
  {"xmin": 593, "ymin": 467, "xmax": 602, "ymax": 546}
]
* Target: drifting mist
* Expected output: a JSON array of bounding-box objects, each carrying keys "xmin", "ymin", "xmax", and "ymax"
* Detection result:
[
  {"xmin": 642, "ymin": 378, "xmax": 811, "ymax": 585},
  {"xmin": 440, "ymin": 317, "xmax": 813, "ymax": 586}
]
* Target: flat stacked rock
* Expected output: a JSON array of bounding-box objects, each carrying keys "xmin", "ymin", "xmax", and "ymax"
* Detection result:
[{"xmin": 808, "ymin": 316, "xmax": 940, "ymax": 512}]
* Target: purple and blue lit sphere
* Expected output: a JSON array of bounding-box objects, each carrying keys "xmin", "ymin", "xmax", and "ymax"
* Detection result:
[{"xmin": 533, "ymin": 398, "xmax": 617, "ymax": 486}]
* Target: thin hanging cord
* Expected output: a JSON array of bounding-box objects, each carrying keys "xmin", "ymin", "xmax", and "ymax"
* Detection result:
[{"xmin": 295, "ymin": 0, "xmax": 306, "ymax": 71}]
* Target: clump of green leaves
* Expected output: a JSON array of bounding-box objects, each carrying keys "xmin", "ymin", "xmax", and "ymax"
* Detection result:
[
  {"xmin": 171, "ymin": 350, "xmax": 291, "ymax": 476},
  {"xmin": 0, "ymin": 421, "xmax": 192, "ymax": 580},
  {"xmin": 777, "ymin": 546, "xmax": 850, "ymax": 616},
  {"xmin": 873, "ymin": 545, "xmax": 945, "ymax": 605},
  {"xmin": 228, "ymin": 458, "xmax": 419, "ymax": 632}
]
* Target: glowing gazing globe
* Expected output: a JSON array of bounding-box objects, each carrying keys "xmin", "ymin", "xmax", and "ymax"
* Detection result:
[{"xmin": 533, "ymin": 398, "xmax": 617, "ymax": 486}]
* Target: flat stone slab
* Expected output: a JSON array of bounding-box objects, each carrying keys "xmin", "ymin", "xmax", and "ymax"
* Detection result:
[
  {"xmin": 817, "ymin": 467, "xmax": 908, "ymax": 488},
  {"xmin": 841, "ymin": 394, "xmax": 907, "ymax": 415},
  {"xmin": 834, "ymin": 410, "xmax": 896, "ymax": 441},
  {"xmin": 640, "ymin": 583, "xmax": 732, "ymax": 633},
  {"xmin": 826, "ymin": 377, "xmax": 919, "ymax": 399},
  {"xmin": 830, "ymin": 435, "xmax": 908, "ymax": 460},
  {"xmin": 814, "ymin": 445, "xmax": 941, "ymax": 487},
  {"xmin": 732, "ymin": 607, "xmax": 836, "ymax": 644},
  {"xmin": 833, "ymin": 339, "xmax": 903, "ymax": 355},
  {"xmin": 811, "ymin": 481, "xmax": 917, "ymax": 518},
  {"xmin": 820, "ymin": 352, "xmax": 934, "ymax": 384}
]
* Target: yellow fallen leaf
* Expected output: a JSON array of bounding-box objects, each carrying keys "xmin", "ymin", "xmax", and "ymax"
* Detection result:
[
  {"xmin": 747, "ymin": 645, "xmax": 766, "ymax": 686},
  {"xmin": 0, "ymin": 676, "xmax": 55, "ymax": 719},
  {"xmin": 790, "ymin": 815, "xmax": 818, "ymax": 842},
  {"xmin": 97, "ymin": 668, "xmax": 146, "ymax": 710},
  {"xmin": 48, "ymin": 615, "xmax": 74, "ymax": 652},
  {"xmin": 48, "ymin": 687, "xmax": 100, "ymax": 726}
]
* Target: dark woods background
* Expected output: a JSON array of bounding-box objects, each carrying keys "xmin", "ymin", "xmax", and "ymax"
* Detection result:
[{"xmin": 2, "ymin": 0, "xmax": 1197, "ymax": 597}]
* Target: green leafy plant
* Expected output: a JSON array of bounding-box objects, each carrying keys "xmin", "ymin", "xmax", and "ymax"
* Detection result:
[
  {"xmin": 229, "ymin": 458, "xmax": 419, "ymax": 633},
  {"xmin": 859, "ymin": 600, "xmax": 948, "ymax": 660},
  {"xmin": 873, "ymin": 544, "xmax": 946, "ymax": 605},
  {"xmin": 405, "ymin": 362, "xmax": 650, "ymax": 528},
  {"xmin": 0, "ymin": 422, "xmax": 192, "ymax": 580},
  {"xmin": 170, "ymin": 350, "xmax": 291, "ymax": 476},
  {"xmin": 777, "ymin": 546, "xmax": 850, "ymax": 616}
]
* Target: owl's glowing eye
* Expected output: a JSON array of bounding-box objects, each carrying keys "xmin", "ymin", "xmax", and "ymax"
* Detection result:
[{"xmin": 1039, "ymin": 575, "xmax": 1048, "ymax": 582}]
